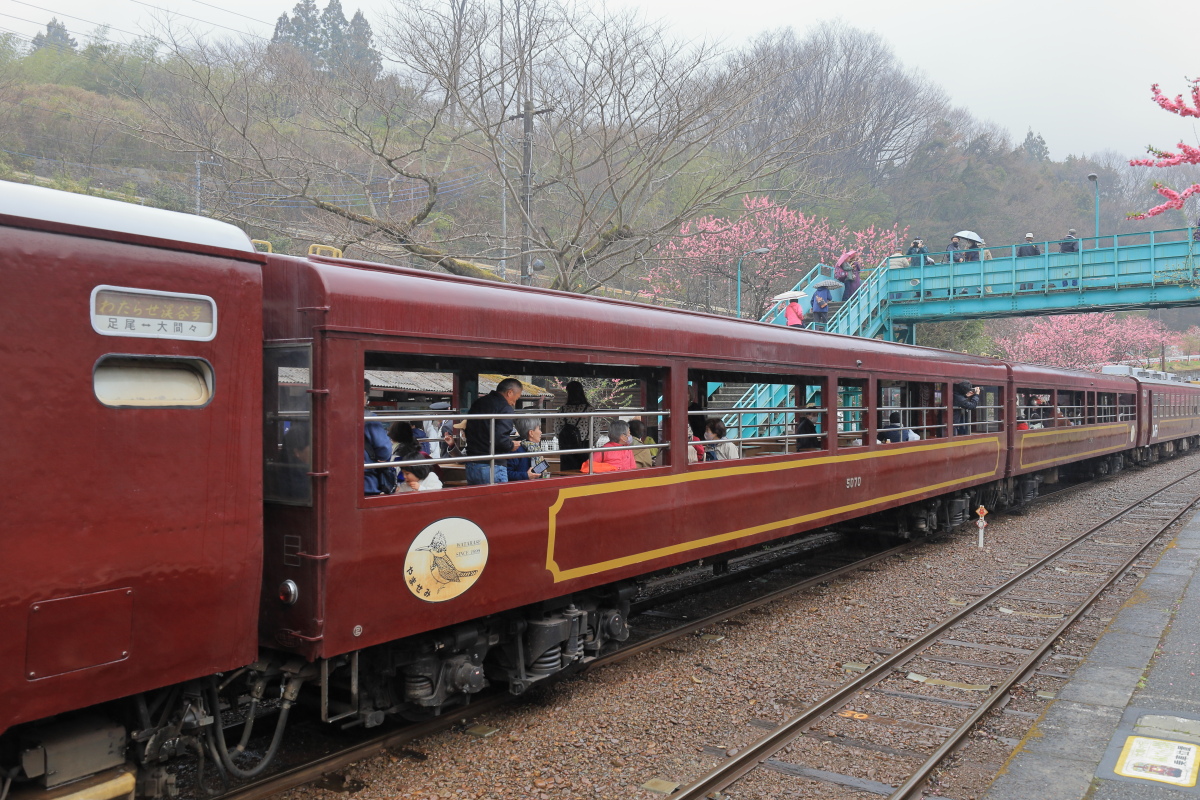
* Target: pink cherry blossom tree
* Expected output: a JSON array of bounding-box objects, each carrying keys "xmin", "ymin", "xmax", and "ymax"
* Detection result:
[
  {"xmin": 1128, "ymin": 78, "xmax": 1200, "ymax": 219},
  {"xmin": 646, "ymin": 195, "xmax": 908, "ymax": 316},
  {"xmin": 988, "ymin": 314, "xmax": 1168, "ymax": 370}
]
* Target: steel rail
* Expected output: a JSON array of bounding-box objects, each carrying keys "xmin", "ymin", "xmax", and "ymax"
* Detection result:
[{"xmin": 673, "ymin": 465, "xmax": 1200, "ymax": 800}]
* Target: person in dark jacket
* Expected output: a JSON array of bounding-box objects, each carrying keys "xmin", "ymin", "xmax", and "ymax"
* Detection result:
[
  {"xmin": 952, "ymin": 381, "xmax": 980, "ymax": 436},
  {"xmin": 1058, "ymin": 229, "xmax": 1079, "ymax": 253},
  {"xmin": 962, "ymin": 241, "xmax": 981, "ymax": 261},
  {"xmin": 364, "ymin": 379, "xmax": 396, "ymax": 495},
  {"xmin": 945, "ymin": 236, "xmax": 963, "ymax": 263},
  {"xmin": 906, "ymin": 239, "xmax": 930, "ymax": 267},
  {"xmin": 465, "ymin": 377, "xmax": 523, "ymax": 484},
  {"xmin": 810, "ymin": 285, "xmax": 832, "ymax": 327},
  {"xmin": 1016, "ymin": 233, "xmax": 1041, "ymax": 257},
  {"xmin": 795, "ymin": 403, "xmax": 822, "ymax": 450}
]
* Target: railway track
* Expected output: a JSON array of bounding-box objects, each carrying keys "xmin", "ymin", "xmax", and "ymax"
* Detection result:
[{"xmin": 673, "ymin": 465, "xmax": 1200, "ymax": 800}]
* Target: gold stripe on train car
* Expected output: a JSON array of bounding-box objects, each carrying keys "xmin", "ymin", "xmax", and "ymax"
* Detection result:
[
  {"xmin": 545, "ymin": 437, "xmax": 1002, "ymax": 582},
  {"xmin": 1018, "ymin": 423, "xmax": 1133, "ymax": 469}
]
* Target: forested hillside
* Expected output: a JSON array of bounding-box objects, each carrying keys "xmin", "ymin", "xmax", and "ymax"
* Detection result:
[{"xmin": 2, "ymin": 3, "xmax": 1198, "ymax": 345}]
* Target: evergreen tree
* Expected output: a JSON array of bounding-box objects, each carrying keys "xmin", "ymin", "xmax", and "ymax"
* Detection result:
[
  {"xmin": 271, "ymin": 0, "xmax": 379, "ymax": 75},
  {"xmin": 319, "ymin": 0, "xmax": 348, "ymax": 70},
  {"xmin": 1020, "ymin": 128, "xmax": 1049, "ymax": 162},
  {"xmin": 272, "ymin": 0, "xmax": 323, "ymax": 64},
  {"xmin": 343, "ymin": 11, "xmax": 381, "ymax": 76},
  {"xmin": 31, "ymin": 19, "xmax": 77, "ymax": 52}
]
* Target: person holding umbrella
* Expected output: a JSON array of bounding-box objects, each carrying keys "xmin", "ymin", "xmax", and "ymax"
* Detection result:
[
  {"xmin": 784, "ymin": 298, "xmax": 804, "ymax": 327},
  {"xmin": 810, "ymin": 279, "xmax": 839, "ymax": 328},
  {"xmin": 835, "ymin": 251, "xmax": 862, "ymax": 302},
  {"xmin": 772, "ymin": 289, "xmax": 807, "ymax": 328}
]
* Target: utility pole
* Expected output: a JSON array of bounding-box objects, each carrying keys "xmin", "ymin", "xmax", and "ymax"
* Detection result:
[
  {"xmin": 194, "ymin": 156, "xmax": 218, "ymax": 216},
  {"xmin": 506, "ymin": 101, "xmax": 552, "ymax": 284},
  {"xmin": 521, "ymin": 97, "xmax": 534, "ymax": 284}
]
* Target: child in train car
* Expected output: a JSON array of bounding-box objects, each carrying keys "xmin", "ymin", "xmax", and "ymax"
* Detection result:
[{"xmin": 393, "ymin": 444, "xmax": 443, "ymax": 492}]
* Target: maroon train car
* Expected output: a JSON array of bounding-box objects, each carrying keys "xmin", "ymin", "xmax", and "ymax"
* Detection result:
[
  {"xmin": 0, "ymin": 183, "xmax": 264, "ymax": 793},
  {"xmin": 254, "ymin": 251, "xmax": 1014, "ymax": 718},
  {"xmin": 1009, "ymin": 364, "xmax": 1138, "ymax": 483}
]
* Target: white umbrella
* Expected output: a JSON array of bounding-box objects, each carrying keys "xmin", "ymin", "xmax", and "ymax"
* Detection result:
[
  {"xmin": 813, "ymin": 279, "xmax": 843, "ymax": 289},
  {"xmin": 954, "ymin": 230, "xmax": 983, "ymax": 243},
  {"xmin": 772, "ymin": 290, "xmax": 808, "ymax": 301}
]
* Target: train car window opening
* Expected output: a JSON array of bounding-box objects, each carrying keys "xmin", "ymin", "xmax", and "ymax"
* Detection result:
[
  {"xmin": 93, "ymin": 355, "xmax": 214, "ymax": 408},
  {"xmin": 1097, "ymin": 392, "xmax": 1118, "ymax": 423},
  {"xmin": 1057, "ymin": 389, "xmax": 1086, "ymax": 426},
  {"xmin": 1119, "ymin": 393, "xmax": 1137, "ymax": 421},
  {"xmin": 877, "ymin": 380, "xmax": 946, "ymax": 442},
  {"xmin": 264, "ymin": 345, "xmax": 313, "ymax": 506},
  {"xmin": 362, "ymin": 353, "xmax": 671, "ymax": 491},
  {"xmin": 690, "ymin": 371, "xmax": 828, "ymax": 459},
  {"xmin": 973, "ymin": 385, "xmax": 1004, "ymax": 433},
  {"xmin": 837, "ymin": 379, "xmax": 868, "ymax": 448},
  {"xmin": 1017, "ymin": 389, "xmax": 1053, "ymax": 428}
]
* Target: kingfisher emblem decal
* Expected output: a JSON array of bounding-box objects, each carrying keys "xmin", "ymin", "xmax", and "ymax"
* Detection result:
[{"xmin": 404, "ymin": 518, "xmax": 489, "ymax": 602}]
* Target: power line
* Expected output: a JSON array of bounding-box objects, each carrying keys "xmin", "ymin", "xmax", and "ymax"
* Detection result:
[
  {"xmin": 7, "ymin": 2, "xmax": 148, "ymax": 41},
  {"xmin": 122, "ymin": 0, "xmax": 270, "ymax": 40},
  {"xmin": 181, "ymin": 0, "xmax": 274, "ymax": 28}
]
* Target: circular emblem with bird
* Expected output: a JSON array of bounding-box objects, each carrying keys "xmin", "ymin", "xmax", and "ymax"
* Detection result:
[{"xmin": 403, "ymin": 518, "xmax": 489, "ymax": 602}]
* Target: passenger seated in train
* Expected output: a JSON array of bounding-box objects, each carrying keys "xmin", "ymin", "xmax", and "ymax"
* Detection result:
[
  {"xmin": 365, "ymin": 379, "xmax": 397, "ymax": 495},
  {"xmin": 878, "ymin": 411, "xmax": 920, "ymax": 443},
  {"xmin": 588, "ymin": 419, "xmax": 637, "ymax": 471},
  {"xmin": 394, "ymin": 444, "xmax": 443, "ymax": 492},
  {"xmin": 388, "ymin": 421, "xmax": 420, "ymax": 456},
  {"xmin": 705, "ymin": 418, "xmax": 739, "ymax": 460},
  {"xmin": 628, "ymin": 419, "xmax": 655, "ymax": 468},
  {"xmin": 1051, "ymin": 408, "xmax": 1074, "ymax": 426},
  {"xmin": 795, "ymin": 404, "xmax": 822, "ymax": 450},
  {"xmin": 506, "ymin": 417, "xmax": 551, "ymax": 481}
]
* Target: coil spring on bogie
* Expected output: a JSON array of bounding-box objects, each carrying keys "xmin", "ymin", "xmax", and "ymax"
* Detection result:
[
  {"xmin": 404, "ymin": 674, "xmax": 435, "ymax": 699},
  {"xmin": 530, "ymin": 647, "xmax": 561, "ymax": 674}
]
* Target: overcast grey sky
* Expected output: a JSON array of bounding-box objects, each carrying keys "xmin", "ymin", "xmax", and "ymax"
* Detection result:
[{"xmin": 3, "ymin": 0, "xmax": 1197, "ymax": 161}]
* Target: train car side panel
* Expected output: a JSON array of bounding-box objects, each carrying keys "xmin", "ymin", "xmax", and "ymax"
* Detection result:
[{"xmin": 0, "ymin": 221, "xmax": 264, "ymax": 736}]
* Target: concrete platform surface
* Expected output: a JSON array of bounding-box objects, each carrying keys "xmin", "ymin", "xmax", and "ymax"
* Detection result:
[{"xmin": 985, "ymin": 509, "xmax": 1200, "ymax": 800}]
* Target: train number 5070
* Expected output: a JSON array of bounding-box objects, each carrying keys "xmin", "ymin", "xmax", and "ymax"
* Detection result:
[{"xmin": 845, "ymin": 476, "xmax": 862, "ymax": 489}]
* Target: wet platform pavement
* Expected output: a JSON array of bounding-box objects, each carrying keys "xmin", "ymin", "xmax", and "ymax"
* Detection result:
[{"xmin": 985, "ymin": 510, "xmax": 1200, "ymax": 799}]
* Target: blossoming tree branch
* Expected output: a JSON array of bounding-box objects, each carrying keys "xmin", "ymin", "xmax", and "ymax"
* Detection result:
[{"xmin": 1128, "ymin": 77, "xmax": 1200, "ymax": 219}]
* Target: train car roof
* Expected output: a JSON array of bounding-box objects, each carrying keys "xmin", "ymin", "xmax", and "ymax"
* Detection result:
[
  {"xmin": 265, "ymin": 253, "xmax": 1010, "ymax": 376},
  {"xmin": 1009, "ymin": 363, "xmax": 1137, "ymax": 391},
  {"xmin": 0, "ymin": 180, "xmax": 256, "ymax": 253}
]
